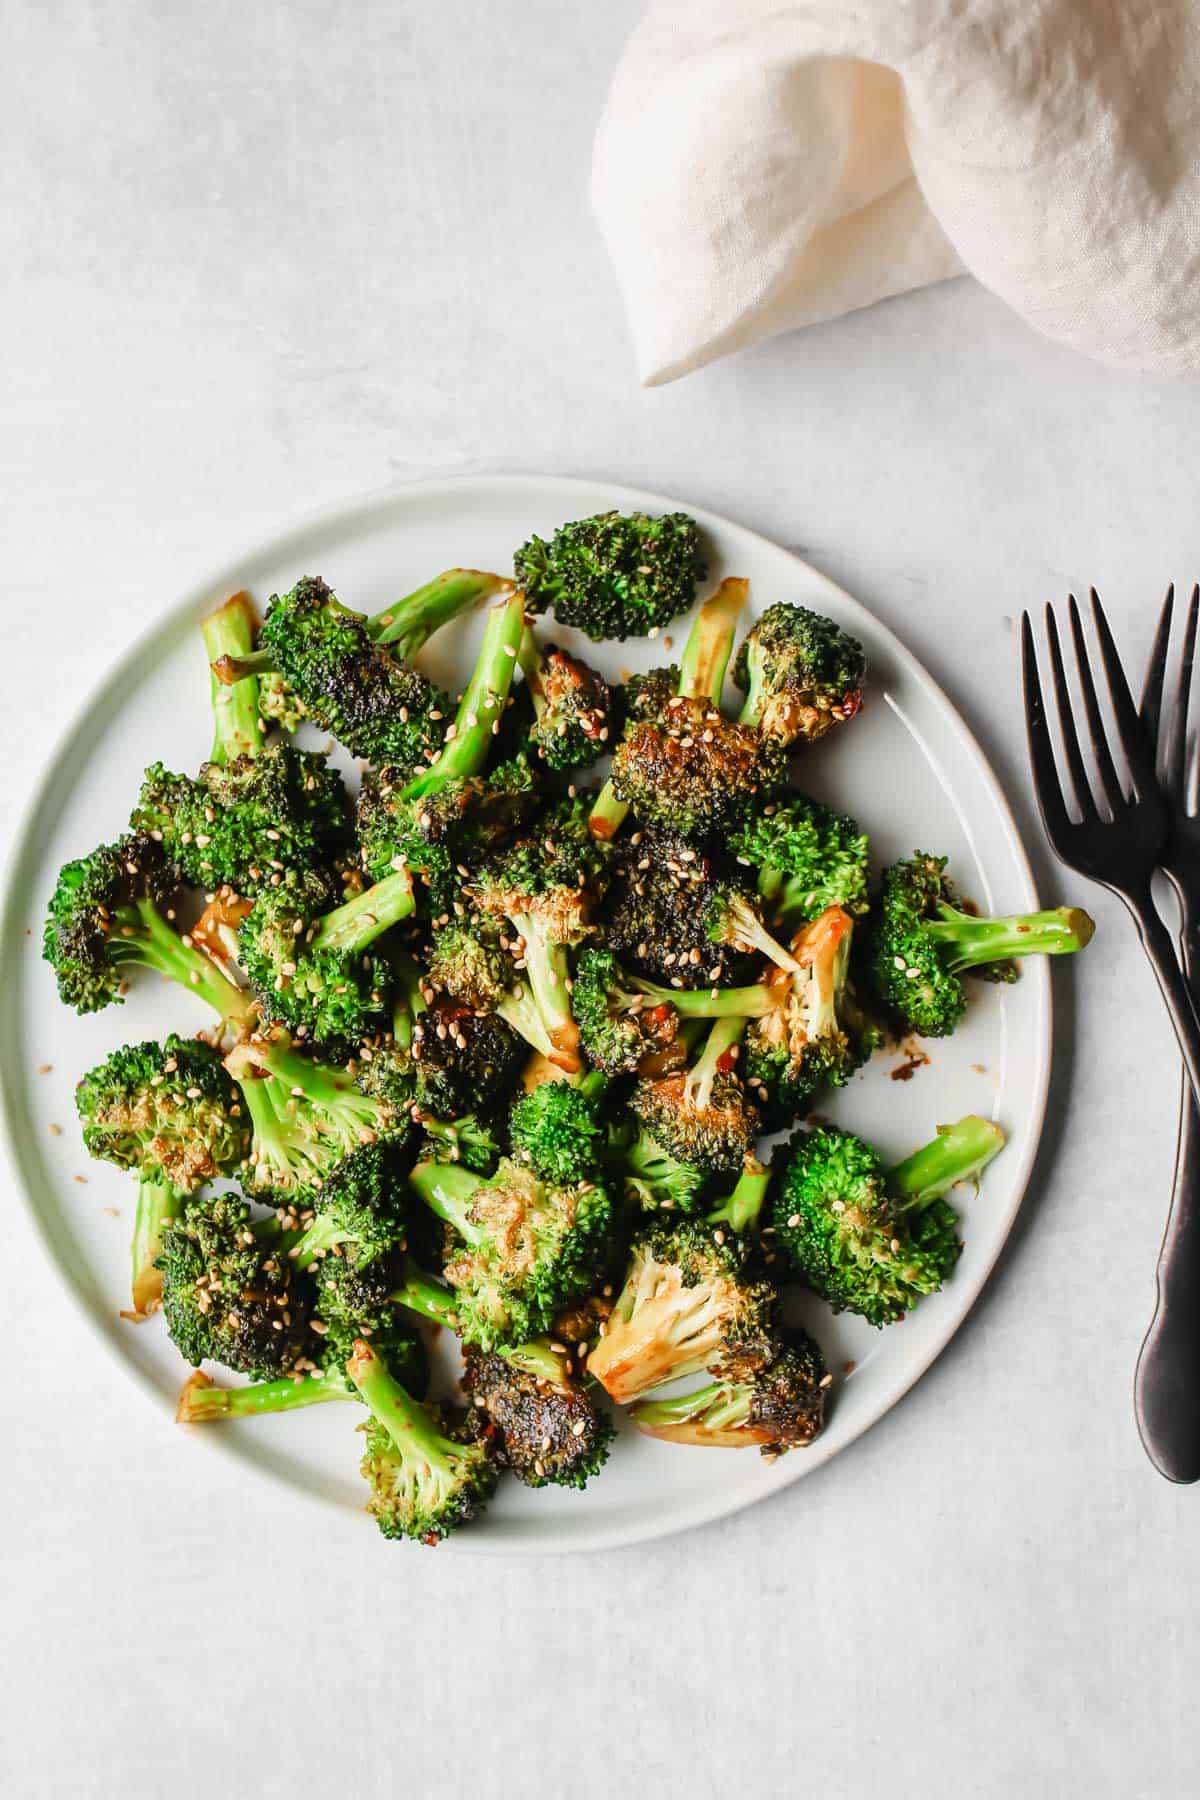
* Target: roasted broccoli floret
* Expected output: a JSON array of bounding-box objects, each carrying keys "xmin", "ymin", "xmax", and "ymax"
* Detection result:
[
  {"xmin": 631, "ymin": 1016, "xmax": 759, "ymax": 1177},
  {"xmin": 211, "ymin": 570, "xmax": 507, "ymax": 773},
  {"xmin": 43, "ymin": 831, "xmax": 253, "ymax": 1022},
  {"xmin": 471, "ymin": 796, "xmax": 612, "ymax": 1074},
  {"xmin": 348, "ymin": 1339, "xmax": 497, "ymax": 1544},
  {"xmin": 588, "ymin": 578, "xmax": 747, "ymax": 842},
  {"xmin": 744, "ymin": 906, "xmax": 879, "ymax": 1123},
  {"xmin": 601, "ymin": 831, "xmax": 759, "ymax": 990},
  {"xmin": 287, "ymin": 1140, "xmax": 409, "ymax": 1265},
  {"xmin": 228, "ymin": 1036, "xmax": 407, "ymax": 1206},
  {"xmin": 620, "ymin": 1126, "xmax": 710, "ymax": 1216},
  {"xmin": 871, "ymin": 853, "xmax": 1095, "ymax": 1037},
  {"xmin": 409, "ymin": 1156, "xmax": 614, "ymax": 1350},
  {"xmin": 461, "ymin": 1344, "xmax": 614, "ymax": 1489},
  {"xmin": 426, "ymin": 921, "xmax": 564, "ymax": 1065},
  {"xmin": 631, "ymin": 1329, "xmax": 828, "ymax": 1453},
  {"xmin": 729, "ymin": 794, "xmax": 870, "ymax": 930},
  {"xmin": 418, "ymin": 1111, "xmax": 501, "ymax": 1174},
  {"xmin": 357, "ymin": 956, "xmax": 524, "ymax": 1122},
  {"xmin": 517, "ymin": 631, "xmax": 615, "ymax": 771},
  {"xmin": 732, "ymin": 602, "xmax": 865, "ymax": 746},
  {"xmin": 572, "ymin": 947, "xmax": 685, "ymax": 1076},
  {"xmin": 75, "ymin": 1035, "xmax": 250, "ymax": 1314},
  {"xmin": 772, "ymin": 1116, "xmax": 1006, "ymax": 1325},
  {"xmin": 587, "ymin": 1215, "xmax": 777, "ymax": 1404},
  {"xmin": 515, "ymin": 509, "xmax": 705, "ymax": 642},
  {"xmin": 157, "ymin": 1191, "xmax": 312, "ymax": 1377},
  {"xmin": 238, "ymin": 866, "xmax": 414, "ymax": 1050},
  {"xmin": 508, "ymin": 1072, "xmax": 608, "ymax": 1183},
  {"xmin": 610, "ymin": 697, "xmax": 784, "ymax": 840}
]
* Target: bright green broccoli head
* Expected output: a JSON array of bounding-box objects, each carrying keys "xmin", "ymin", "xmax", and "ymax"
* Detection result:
[
  {"xmin": 515, "ymin": 509, "xmax": 706, "ymax": 641},
  {"xmin": 461, "ymin": 1345, "xmax": 614, "ymax": 1489},
  {"xmin": 631, "ymin": 1328, "xmax": 828, "ymax": 1452},
  {"xmin": 411, "ymin": 1157, "xmax": 616, "ymax": 1351},
  {"xmin": 732, "ymin": 602, "xmax": 865, "ymax": 745},
  {"xmin": 509, "ymin": 1073, "xmax": 608, "ymax": 1183},
  {"xmin": 587, "ymin": 1218, "xmax": 778, "ymax": 1404},
  {"xmin": 610, "ymin": 697, "xmax": 785, "ymax": 839},
  {"xmin": 308, "ymin": 1256, "xmax": 429, "ymax": 1396},
  {"xmin": 349, "ymin": 1340, "xmax": 497, "ymax": 1543},
  {"xmin": 290, "ymin": 1140, "xmax": 409, "ymax": 1265},
  {"xmin": 231, "ymin": 1038, "xmax": 405, "ymax": 1207},
  {"xmin": 870, "ymin": 853, "xmax": 1095, "ymax": 1038},
  {"xmin": 729, "ymin": 794, "xmax": 870, "ymax": 928},
  {"xmin": 131, "ymin": 742, "xmax": 349, "ymax": 897},
  {"xmin": 75, "ymin": 1034, "xmax": 248, "ymax": 1191},
  {"xmin": 43, "ymin": 833, "xmax": 178, "ymax": 1014},
  {"xmin": 417, "ymin": 1111, "xmax": 502, "ymax": 1174},
  {"xmin": 621, "ymin": 1127, "xmax": 710, "ymax": 1216},
  {"xmin": 158, "ymin": 1191, "xmax": 312, "ymax": 1378}
]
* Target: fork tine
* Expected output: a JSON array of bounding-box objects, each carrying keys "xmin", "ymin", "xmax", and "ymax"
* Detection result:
[
  {"xmin": 1139, "ymin": 582, "xmax": 1174, "ymax": 754},
  {"xmin": 1089, "ymin": 588, "xmax": 1157, "ymax": 801},
  {"xmin": 1021, "ymin": 612, "xmax": 1072, "ymax": 842},
  {"xmin": 1044, "ymin": 605, "xmax": 1096, "ymax": 817},
  {"xmin": 1068, "ymin": 593, "xmax": 1127, "ymax": 814},
  {"xmin": 1164, "ymin": 583, "xmax": 1198, "ymax": 800}
]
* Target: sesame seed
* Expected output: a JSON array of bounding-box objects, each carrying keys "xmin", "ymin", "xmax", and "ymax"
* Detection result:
[
  {"xmin": 48, "ymin": 1122, "xmax": 62, "ymax": 1137},
  {"xmin": 787, "ymin": 1213, "xmax": 800, "ymax": 1228}
]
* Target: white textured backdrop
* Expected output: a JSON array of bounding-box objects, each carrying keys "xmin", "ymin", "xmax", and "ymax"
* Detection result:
[{"xmin": 1, "ymin": 4, "xmax": 1196, "ymax": 1797}]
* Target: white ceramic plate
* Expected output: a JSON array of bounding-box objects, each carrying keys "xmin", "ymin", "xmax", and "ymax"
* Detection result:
[{"xmin": 0, "ymin": 475, "xmax": 1049, "ymax": 1554}]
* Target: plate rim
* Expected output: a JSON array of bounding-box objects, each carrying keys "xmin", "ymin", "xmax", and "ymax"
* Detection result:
[{"xmin": 0, "ymin": 471, "xmax": 1051, "ymax": 1555}]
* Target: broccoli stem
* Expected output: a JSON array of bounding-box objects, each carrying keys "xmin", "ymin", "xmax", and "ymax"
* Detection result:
[
  {"xmin": 721, "ymin": 895, "xmax": 804, "ymax": 976},
  {"xmin": 495, "ymin": 983, "xmax": 557, "ymax": 1061},
  {"xmin": 516, "ymin": 920, "xmax": 581, "ymax": 1072},
  {"xmin": 706, "ymin": 1162, "xmax": 770, "ymax": 1234},
  {"xmin": 347, "ymin": 1338, "xmax": 461, "ymax": 1470},
  {"xmin": 372, "ymin": 569, "xmax": 509, "ymax": 658},
  {"xmin": 516, "ymin": 628, "xmax": 550, "ymax": 720},
  {"xmin": 889, "ymin": 1116, "xmax": 1006, "ymax": 1208},
  {"xmin": 311, "ymin": 866, "xmax": 416, "ymax": 954},
  {"xmin": 242, "ymin": 1037, "xmax": 379, "ymax": 1118},
  {"xmin": 633, "ymin": 976, "xmax": 775, "ymax": 1020},
  {"xmin": 177, "ymin": 1368, "xmax": 354, "ymax": 1421},
  {"xmin": 923, "ymin": 905, "xmax": 1096, "ymax": 974},
  {"xmin": 589, "ymin": 579, "xmax": 748, "ymax": 842},
  {"xmin": 130, "ymin": 1173, "xmax": 185, "ymax": 1315},
  {"xmin": 630, "ymin": 1380, "xmax": 746, "ymax": 1435},
  {"xmin": 400, "ymin": 589, "xmax": 526, "ymax": 799},
  {"xmin": 408, "ymin": 1159, "xmax": 483, "ymax": 1245},
  {"xmin": 687, "ymin": 1015, "xmax": 749, "ymax": 1111},
  {"xmin": 118, "ymin": 902, "xmax": 254, "ymax": 1024},
  {"xmin": 678, "ymin": 577, "xmax": 748, "ymax": 704},
  {"xmin": 202, "ymin": 593, "xmax": 262, "ymax": 764}
]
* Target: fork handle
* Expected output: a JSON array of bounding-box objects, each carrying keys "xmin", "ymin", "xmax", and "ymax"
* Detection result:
[
  {"xmin": 1135, "ymin": 1066, "xmax": 1200, "ymax": 1481},
  {"xmin": 1125, "ymin": 897, "xmax": 1200, "ymax": 1114}
]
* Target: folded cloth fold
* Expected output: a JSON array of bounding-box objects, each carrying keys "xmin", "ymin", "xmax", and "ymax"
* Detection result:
[{"xmin": 592, "ymin": 0, "xmax": 1200, "ymax": 383}]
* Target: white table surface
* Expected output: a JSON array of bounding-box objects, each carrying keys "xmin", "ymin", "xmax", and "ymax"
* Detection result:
[{"xmin": 2, "ymin": 5, "xmax": 1197, "ymax": 1796}]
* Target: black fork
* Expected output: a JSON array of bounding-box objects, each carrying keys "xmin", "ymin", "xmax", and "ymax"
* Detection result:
[
  {"xmin": 1021, "ymin": 589, "xmax": 1200, "ymax": 1110},
  {"xmin": 1134, "ymin": 585, "xmax": 1200, "ymax": 1481}
]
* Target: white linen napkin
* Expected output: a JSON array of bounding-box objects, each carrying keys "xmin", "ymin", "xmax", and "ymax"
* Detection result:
[{"xmin": 592, "ymin": 1, "xmax": 1200, "ymax": 384}]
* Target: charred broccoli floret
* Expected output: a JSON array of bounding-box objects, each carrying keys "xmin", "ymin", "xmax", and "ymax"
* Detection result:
[
  {"xmin": 517, "ymin": 632, "xmax": 615, "ymax": 771},
  {"xmin": 515, "ymin": 509, "xmax": 705, "ymax": 642},
  {"xmin": 631, "ymin": 1329, "xmax": 828, "ymax": 1453},
  {"xmin": 425, "ymin": 920, "xmax": 561, "ymax": 1064},
  {"xmin": 461, "ymin": 1344, "xmax": 614, "ymax": 1489},
  {"xmin": 571, "ymin": 946, "xmax": 686, "ymax": 1076},
  {"xmin": 211, "ymin": 571, "xmax": 507, "ymax": 773},
  {"xmin": 157, "ymin": 1191, "xmax": 312, "ymax": 1377},
  {"xmin": 732, "ymin": 602, "xmax": 865, "ymax": 746},
  {"xmin": 601, "ymin": 831, "xmax": 759, "ymax": 990},
  {"xmin": 508, "ymin": 1072, "xmax": 608, "ymax": 1183},
  {"xmin": 729, "ymin": 794, "xmax": 870, "ymax": 930},
  {"xmin": 471, "ymin": 796, "xmax": 612, "ymax": 1074},
  {"xmin": 287, "ymin": 1140, "xmax": 409, "ymax": 1266},
  {"xmin": 409, "ymin": 1156, "xmax": 614, "ymax": 1350},
  {"xmin": 356, "ymin": 958, "xmax": 523, "ymax": 1122},
  {"xmin": 588, "ymin": 578, "xmax": 747, "ymax": 842},
  {"xmin": 43, "ymin": 832, "xmax": 252, "ymax": 1022},
  {"xmin": 772, "ymin": 1116, "xmax": 1006, "ymax": 1325},
  {"xmin": 587, "ymin": 1215, "xmax": 777, "ymax": 1404},
  {"xmin": 610, "ymin": 696, "xmax": 784, "ymax": 839},
  {"xmin": 76, "ymin": 1035, "xmax": 250, "ymax": 1314},
  {"xmin": 631, "ymin": 1017, "xmax": 759, "ymax": 1178},
  {"xmin": 871, "ymin": 853, "xmax": 1095, "ymax": 1037},
  {"xmin": 348, "ymin": 1339, "xmax": 497, "ymax": 1544}
]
